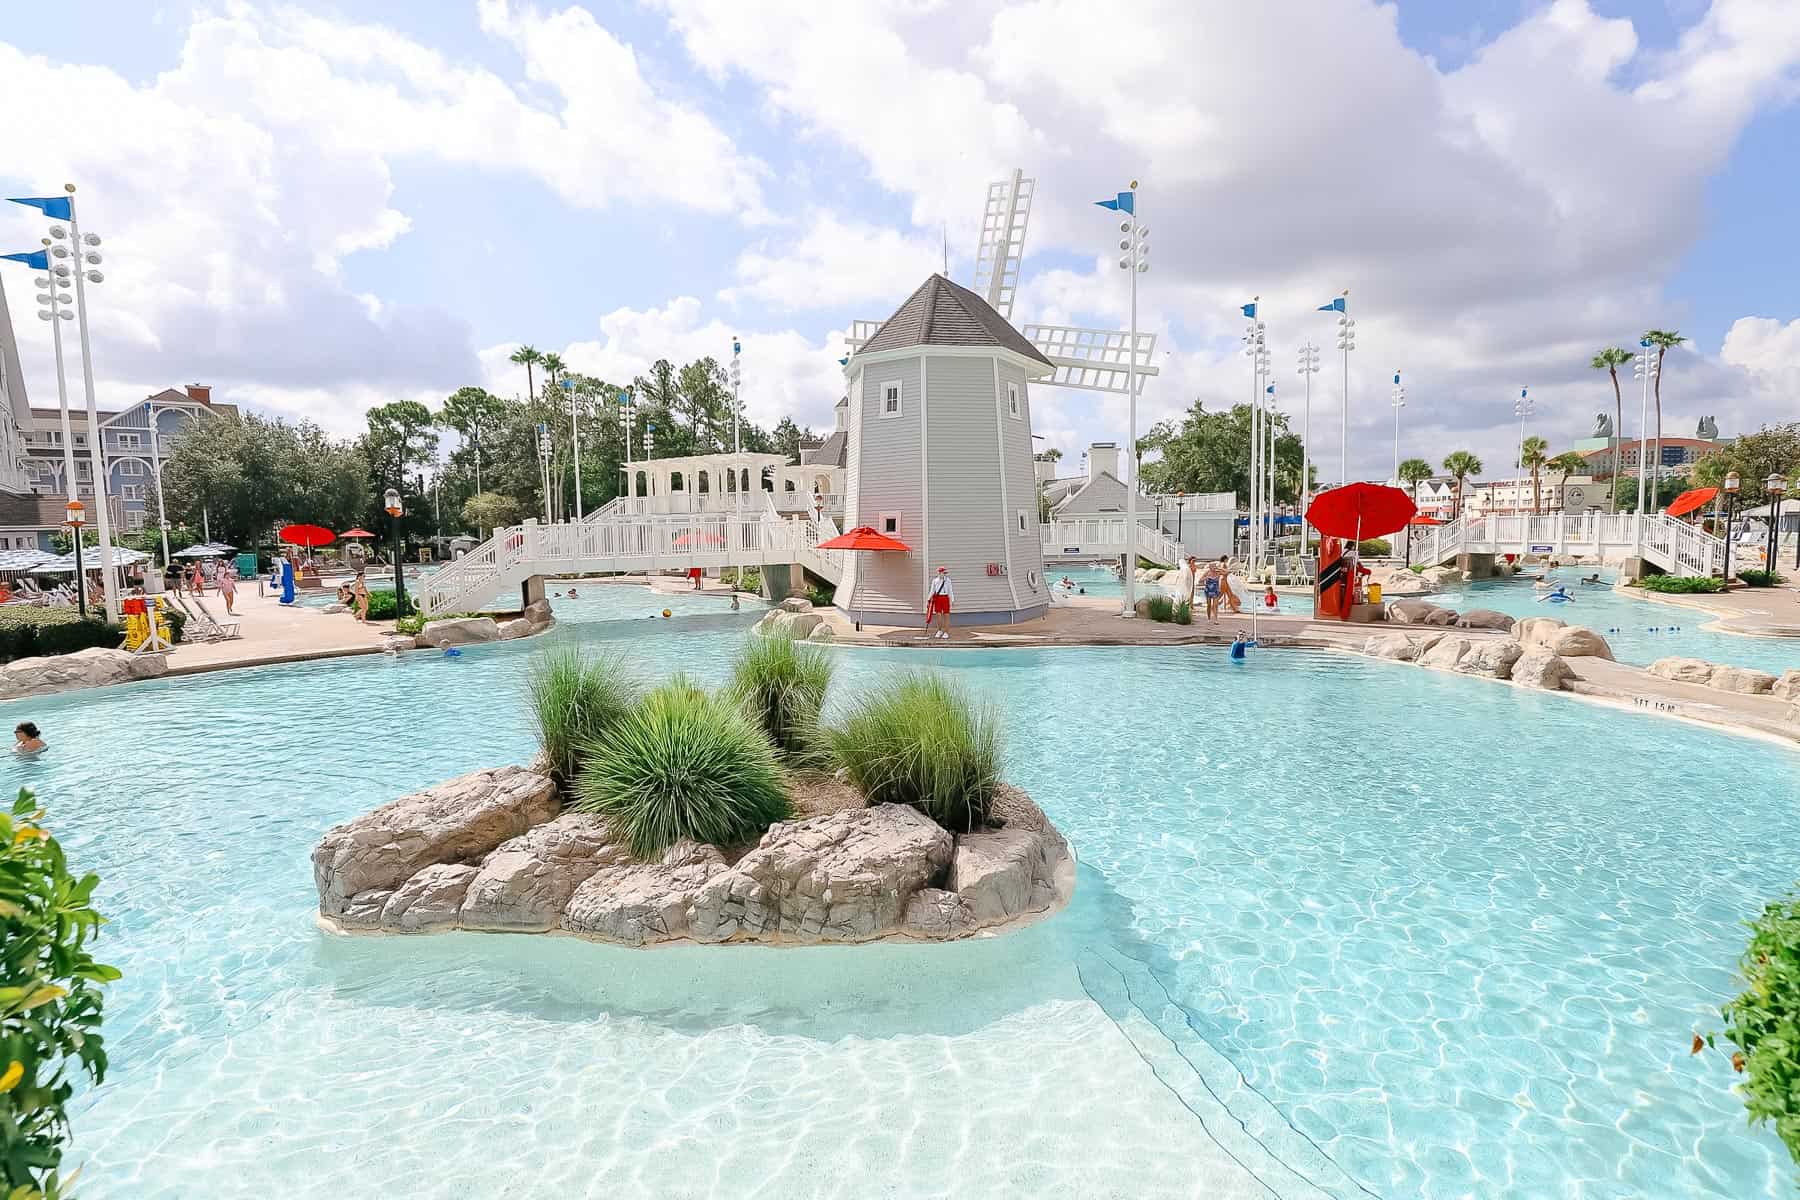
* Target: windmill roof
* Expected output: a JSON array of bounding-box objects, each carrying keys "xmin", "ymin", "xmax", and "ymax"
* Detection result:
[{"xmin": 860, "ymin": 274, "xmax": 1052, "ymax": 367}]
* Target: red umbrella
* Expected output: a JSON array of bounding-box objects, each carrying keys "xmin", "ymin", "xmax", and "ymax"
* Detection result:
[
  {"xmin": 1305, "ymin": 483, "xmax": 1417, "ymax": 541},
  {"xmin": 279, "ymin": 523, "xmax": 335, "ymax": 549},
  {"xmin": 1664, "ymin": 487, "xmax": 1717, "ymax": 519},
  {"xmin": 339, "ymin": 527, "xmax": 377, "ymax": 539},
  {"xmin": 814, "ymin": 526, "xmax": 912, "ymax": 629},
  {"xmin": 1408, "ymin": 514, "xmax": 1443, "ymax": 526}
]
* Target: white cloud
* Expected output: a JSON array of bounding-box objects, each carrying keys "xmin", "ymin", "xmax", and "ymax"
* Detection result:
[{"xmin": 721, "ymin": 212, "xmax": 943, "ymax": 310}]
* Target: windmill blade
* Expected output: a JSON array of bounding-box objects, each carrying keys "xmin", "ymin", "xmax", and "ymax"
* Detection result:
[
  {"xmin": 972, "ymin": 169, "xmax": 1034, "ymax": 320},
  {"xmin": 1024, "ymin": 323, "xmax": 1159, "ymax": 394},
  {"xmin": 844, "ymin": 319, "xmax": 884, "ymax": 352}
]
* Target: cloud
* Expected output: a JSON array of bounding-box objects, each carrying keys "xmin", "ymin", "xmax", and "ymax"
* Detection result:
[{"xmin": 721, "ymin": 212, "xmax": 944, "ymax": 310}]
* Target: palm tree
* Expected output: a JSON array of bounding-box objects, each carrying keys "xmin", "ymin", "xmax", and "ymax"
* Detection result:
[
  {"xmin": 1443, "ymin": 450, "xmax": 1482, "ymax": 520},
  {"xmin": 1397, "ymin": 457, "xmax": 1433, "ymax": 503},
  {"xmin": 1590, "ymin": 347, "xmax": 1632, "ymax": 510},
  {"xmin": 1520, "ymin": 435, "xmax": 1549, "ymax": 513},
  {"xmin": 542, "ymin": 352, "xmax": 566, "ymax": 395},
  {"xmin": 1547, "ymin": 451, "xmax": 1587, "ymax": 513},
  {"xmin": 1642, "ymin": 330, "xmax": 1686, "ymax": 495},
  {"xmin": 510, "ymin": 345, "xmax": 543, "ymax": 402}
]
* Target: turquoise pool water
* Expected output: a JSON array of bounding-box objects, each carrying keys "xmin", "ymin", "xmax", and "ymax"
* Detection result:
[
  {"xmin": 7, "ymin": 593, "xmax": 1798, "ymax": 1197},
  {"xmin": 1426, "ymin": 569, "xmax": 1798, "ymax": 676}
]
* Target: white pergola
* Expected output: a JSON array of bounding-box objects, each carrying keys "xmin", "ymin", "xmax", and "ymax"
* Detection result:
[{"xmin": 619, "ymin": 451, "xmax": 842, "ymax": 516}]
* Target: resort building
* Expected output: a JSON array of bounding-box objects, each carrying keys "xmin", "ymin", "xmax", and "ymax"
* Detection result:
[
  {"xmin": 1039, "ymin": 441, "xmax": 1235, "ymax": 558},
  {"xmin": 1460, "ymin": 474, "xmax": 1608, "ymax": 517},
  {"xmin": 838, "ymin": 273, "xmax": 1049, "ymax": 626},
  {"xmin": 1576, "ymin": 436, "xmax": 1719, "ymax": 480}
]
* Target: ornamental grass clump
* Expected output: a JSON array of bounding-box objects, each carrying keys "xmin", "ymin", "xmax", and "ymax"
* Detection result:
[
  {"xmin": 728, "ymin": 633, "xmax": 835, "ymax": 761},
  {"xmin": 828, "ymin": 673, "xmax": 1001, "ymax": 833},
  {"xmin": 527, "ymin": 646, "xmax": 639, "ymax": 786},
  {"xmin": 574, "ymin": 683, "xmax": 792, "ymax": 859}
]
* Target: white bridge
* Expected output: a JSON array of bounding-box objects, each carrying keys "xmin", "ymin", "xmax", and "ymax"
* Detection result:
[
  {"xmin": 419, "ymin": 504, "xmax": 1188, "ymax": 617},
  {"xmin": 1415, "ymin": 512, "xmax": 1723, "ymax": 577}
]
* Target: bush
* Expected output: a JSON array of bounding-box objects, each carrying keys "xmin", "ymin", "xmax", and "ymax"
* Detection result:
[
  {"xmin": 1, "ymin": 789, "xmax": 120, "ymax": 1196},
  {"xmin": 728, "ymin": 633, "xmax": 834, "ymax": 760},
  {"xmin": 1357, "ymin": 538, "xmax": 1392, "ymax": 556},
  {"xmin": 393, "ymin": 612, "xmax": 425, "ymax": 636},
  {"xmin": 364, "ymin": 589, "xmax": 415, "ymax": 621},
  {"xmin": 165, "ymin": 606, "xmax": 187, "ymax": 644},
  {"xmin": 574, "ymin": 683, "xmax": 791, "ymax": 858},
  {"xmin": 828, "ymin": 673, "xmax": 1001, "ymax": 833},
  {"xmin": 1637, "ymin": 575, "xmax": 1727, "ymax": 594},
  {"xmin": 527, "ymin": 647, "xmax": 639, "ymax": 786},
  {"xmin": 720, "ymin": 566, "xmax": 763, "ymax": 594},
  {"xmin": 805, "ymin": 584, "xmax": 836, "ymax": 609},
  {"xmin": 1710, "ymin": 885, "xmax": 1800, "ymax": 1175},
  {"xmin": 1408, "ymin": 564, "xmax": 1426, "ymax": 574},
  {"xmin": 1145, "ymin": 596, "xmax": 1174, "ymax": 622},
  {"xmin": 1173, "ymin": 600, "xmax": 1193, "ymax": 625},
  {"xmin": 1737, "ymin": 569, "xmax": 1785, "ymax": 588},
  {"xmin": 0, "ymin": 609, "xmax": 121, "ymax": 664}
]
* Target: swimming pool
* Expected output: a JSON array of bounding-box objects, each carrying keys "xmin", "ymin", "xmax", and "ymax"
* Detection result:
[
  {"xmin": 1426, "ymin": 569, "xmax": 1798, "ymax": 676},
  {"xmin": 10, "ymin": 597, "xmax": 1797, "ymax": 1197}
]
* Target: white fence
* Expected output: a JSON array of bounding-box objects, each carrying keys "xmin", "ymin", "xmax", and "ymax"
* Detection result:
[{"xmin": 1417, "ymin": 512, "xmax": 1722, "ymax": 577}]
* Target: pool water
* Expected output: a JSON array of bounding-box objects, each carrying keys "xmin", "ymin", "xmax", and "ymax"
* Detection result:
[
  {"xmin": 1426, "ymin": 569, "xmax": 1798, "ymax": 676},
  {"xmin": 8, "ymin": 593, "xmax": 1798, "ymax": 1197},
  {"xmin": 1051, "ymin": 563, "xmax": 1124, "ymax": 597}
]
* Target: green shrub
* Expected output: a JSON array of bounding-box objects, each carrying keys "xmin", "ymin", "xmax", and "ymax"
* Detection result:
[
  {"xmin": 1145, "ymin": 596, "xmax": 1174, "ymax": 622},
  {"xmin": 1173, "ymin": 600, "xmax": 1193, "ymax": 626},
  {"xmin": 527, "ymin": 647, "xmax": 639, "ymax": 786},
  {"xmin": 720, "ymin": 566, "xmax": 763, "ymax": 593},
  {"xmin": 1, "ymin": 789, "xmax": 120, "ymax": 1197},
  {"xmin": 574, "ymin": 683, "xmax": 791, "ymax": 858},
  {"xmin": 1357, "ymin": 538, "xmax": 1392, "ymax": 556},
  {"xmin": 828, "ymin": 673, "xmax": 1001, "ymax": 833},
  {"xmin": 0, "ymin": 609, "xmax": 121, "ymax": 664},
  {"xmin": 728, "ymin": 633, "xmax": 834, "ymax": 760},
  {"xmin": 1407, "ymin": 564, "xmax": 1426, "ymax": 574},
  {"xmin": 364, "ymin": 589, "xmax": 415, "ymax": 621},
  {"xmin": 1737, "ymin": 569, "xmax": 1784, "ymax": 588},
  {"xmin": 1637, "ymin": 575, "xmax": 1727, "ymax": 594},
  {"xmin": 393, "ymin": 613, "xmax": 425, "ymax": 636},
  {"xmin": 1709, "ymin": 885, "xmax": 1800, "ymax": 1175},
  {"xmin": 805, "ymin": 584, "xmax": 836, "ymax": 609},
  {"xmin": 165, "ymin": 607, "xmax": 187, "ymax": 644}
]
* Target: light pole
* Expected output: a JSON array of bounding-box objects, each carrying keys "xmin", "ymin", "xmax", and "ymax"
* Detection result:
[
  {"xmin": 13, "ymin": 244, "xmax": 84, "ymax": 576},
  {"xmin": 644, "ymin": 420, "xmax": 656, "ymax": 460},
  {"xmin": 561, "ymin": 377, "xmax": 582, "ymax": 522},
  {"xmin": 1330, "ymin": 293, "xmax": 1354, "ymax": 486},
  {"xmin": 1101, "ymin": 181, "xmax": 1147, "ymax": 615},
  {"xmin": 1765, "ymin": 473, "xmax": 1785, "ymax": 575},
  {"xmin": 1513, "ymin": 388, "xmax": 1533, "ymax": 516},
  {"xmin": 536, "ymin": 422, "xmax": 552, "ymax": 524},
  {"xmin": 1242, "ymin": 304, "xmax": 1266, "ymax": 572},
  {"xmin": 384, "ymin": 487, "xmax": 407, "ymax": 617},
  {"xmin": 65, "ymin": 499, "xmax": 87, "ymax": 618},
  {"xmin": 1389, "ymin": 372, "xmax": 1405, "ymax": 482},
  {"xmin": 1296, "ymin": 342, "xmax": 1320, "ymax": 535},
  {"xmin": 1632, "ymin": 339, "xmax": 1656, "ymax": 557},
  {"xmin": 1721, "ymin": 470, "xmax": 1741, "ymax": 584},
  {"xmin": 730, "ymin": 337, "xmax": 742, "ymax": 455},
  {"xmin": 144, "ymin": 401, "xmax": 173, "ymax": 568},
  {"xmin": 1175, "ymin": 492, "xmax": 1185, "ymax": 553}
]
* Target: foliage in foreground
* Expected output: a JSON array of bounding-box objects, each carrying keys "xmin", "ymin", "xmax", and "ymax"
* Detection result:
[
  {"xmin": 1636, "ymin": 575, "xmax": 1727, "ymax": 594},
  {"xmin": 1737, "ymin": 570, "xmax": 1785, "ymax": 588},
  {"xmin": 1704, "ymin": 886, "xmax": 1800, "ymax": 1177},
  {"xmin": 527, "ymin": 647, "xmax": 639, "ymax": 786},
  {"xmin": 1, "ymin": 790, "xmax": 119, "ymax": 1197},
  {"xmin": 1144, "ymin": 596, "xmax": 1174, "ymax": 623},
  {"xmin": 364, "ymin": 590, "xmax": 416, "ymax": 621},
  {"xmin": 0, "ymin": 609, "xmax": 123, "ymax": 665},
  {"xmin": 805, "ymin": 584, "xmax": 836, "ymax": 610},
  {"xmin": 1173, "ymin": 600, "xmax": 1193, "ymax": 626},
  {"xmin": 574, "ymin": 683, "xmax": 792, "ymax": 858},
  {"xmin": 728, "ymin": 634, "xmax": 834, "ymax": 760},
  {"xmin": 828, "ymin": 673, "xmax": 1001, "ymax": 834}
]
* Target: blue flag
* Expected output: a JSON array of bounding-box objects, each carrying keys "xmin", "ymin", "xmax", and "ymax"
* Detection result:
[
  {"xmin": 1094, "ymin": 191, "xmax": 1135, "ymax": 215},
  {"xmin": 1317, "ymin": 296, "xmax": 1346, "ymax": 313},
  {"xmin": 9, "ymin": 196, "xmax": 72, "ymax": 221},
  {"xmin": 837, "ymin": 356, "xmax": 849, "ymax": 367},
  {"xmin": 0, "ymin": 250, "xmax": 49, "ymax": 269},
  {"xmin": 1394, "ymin": 372, "xmax": 1401, "ymax": 385},
  {"xmin": 1266, "ymin": 384, "xmax": 1275, "ymax": 395},
  {"xmin": 1241, "ymin": 302, "xmax": 1257, "ymax": 318},
  {"xmin": 1520, "ymin": 387, "xmax": 1528, "ymax": 399}
]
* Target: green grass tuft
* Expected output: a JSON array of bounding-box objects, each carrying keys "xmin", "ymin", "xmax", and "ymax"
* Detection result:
[
  {"xmin": 1736, "ymin": 569, "xmax": 1784, "ymax": 588},
  {"xmin": 574, "ymin": 683, "xmax": 792, "ymax": 858},
  {"xmin": 728, "ymin": 633, "xmax": 835, "ymax": 760},
  {"xmin": 827, "ymin": 672, "xmax": 1001, "ymax": 833},
  {"xmin": 527, "ymin": 646, "xmax": 639, "ymax": 785},
  {"xmin": 1173, "ymin": 600, "xmax": 1193, "ymax": 625},
  {"xmin": 1145, "ymin": 595, "xmax": 1174, "ymax": 622}
]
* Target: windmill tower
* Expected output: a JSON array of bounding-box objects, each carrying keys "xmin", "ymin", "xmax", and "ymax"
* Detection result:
[
  {"xmin": 0, "ymin": 276, "xmax": 35, "ymax": 495},
  {"xmin": 835, "ymin": 170, "xmax": 1160, "ymax": 627}
]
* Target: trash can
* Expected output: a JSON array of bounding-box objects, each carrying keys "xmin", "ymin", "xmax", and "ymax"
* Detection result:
[
  {"xmin": 236, "ymin": 552, "xmax": 258, "ymax": 579},
  {"xmin": 1366, "ymin": 582, "xmax": 1383, "ymax": 604}
]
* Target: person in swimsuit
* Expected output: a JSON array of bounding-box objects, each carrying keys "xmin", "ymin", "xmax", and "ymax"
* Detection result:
[
  {"xmin": 1200, "ymin": 560, "xmax": 1223, "ymax": 623},
  {"xmin": 13, "ymin": 721, "xmax": 46, "ymax": 755}
]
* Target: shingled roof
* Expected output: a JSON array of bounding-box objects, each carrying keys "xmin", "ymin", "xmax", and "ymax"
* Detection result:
[{"xmin": 860, "ymin": 274, "xmax": 1053, "ymax": 368}]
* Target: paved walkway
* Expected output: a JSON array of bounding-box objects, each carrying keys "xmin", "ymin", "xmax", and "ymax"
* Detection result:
[
  {"xmin": 1630, "ymin": 580, "xmax": 1800, "ymax": 637},
  {"xmin": 163, "ymin": 584, "xmax": 401, "ymax": 675}
]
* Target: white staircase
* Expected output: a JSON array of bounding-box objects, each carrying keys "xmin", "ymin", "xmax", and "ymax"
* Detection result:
[{"xmin": 1416, "ymin": 513, "xmax": 1722, "ymax": 576}]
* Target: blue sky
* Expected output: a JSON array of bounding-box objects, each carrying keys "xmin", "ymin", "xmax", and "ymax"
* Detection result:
[{"xmin": 3, "ymin": 0, "xmax": 1797, "ymax": 482}]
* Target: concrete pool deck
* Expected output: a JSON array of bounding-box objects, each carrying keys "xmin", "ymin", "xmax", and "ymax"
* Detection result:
[
  {"xmin": 162, "ymin": 585, "xmax": 405, "ymax": 676},
  {"xmin": 1627, "ymin": 580, "xmax": 1800, "ymax": 637}
]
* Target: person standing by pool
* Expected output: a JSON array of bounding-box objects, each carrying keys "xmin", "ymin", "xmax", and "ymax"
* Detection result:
[
  {"xmin": 219, "ymin": 563, "xmax": 238, "ymax": 615},
  {"xmin": 351, "ymin": 572, "xmax": 370, "ymax": 622},
  {"xmin": 13, "ymin": 721, "xmax": 45, "ymax": 755},
  {"xmin": 1217, "ymin": 556, "xmax": 1242, "ymax": 613},
  {"xmin": 190, "ymin": 561, "xmax": 206, "ymax": 595},
  {"xmin": 927, "ymin": 566, "xmax": 953, "ymax": 640},
  {"xmin": 1200, "ymin": 559, "xmax": 1223, "ymax": 623}
]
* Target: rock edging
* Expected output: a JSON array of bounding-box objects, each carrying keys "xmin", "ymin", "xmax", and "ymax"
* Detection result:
[
  {"xmin": 313, "ymin": 767, "xmax": 1075, "ymax": 947},
  {"xmin": 0, "ymin": 646, "xmax": 169, "ymax": 701}
]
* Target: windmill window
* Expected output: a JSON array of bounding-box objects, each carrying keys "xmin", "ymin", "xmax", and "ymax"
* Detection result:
[
  {"xmin": 880, "ymin": 382, "xmax": 901, "ymax": 418},
  {"xmin": 879, "ymin": 512, "xmax": 899, "ymax": 536},
  {"xmin": 1017, "ymin": 509, "xmax": 1028, "ymax": 535},
  {"xmin": 1006, "ymin": 382, "xmax": 1020, "ymax": 419}
]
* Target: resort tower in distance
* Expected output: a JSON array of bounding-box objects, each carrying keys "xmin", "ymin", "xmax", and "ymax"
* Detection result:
[{"xmin": 838, "ymin": 273, "xmax": 1051, "ymax": 626}]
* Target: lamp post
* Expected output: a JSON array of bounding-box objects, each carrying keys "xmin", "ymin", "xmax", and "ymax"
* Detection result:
[
  {"xmin": 1175, "ymin": 492, "xmax": 1185, "ymax": 553},
  {"xmin": 1153, "ymin": 497, "xmax": 1164, "ymax": 539},
  {"xmin": 1631, "ymin": 340, "xmax": 1656, "ymax": 557},
  {"xmin": 730, "ymin": 337, "xmax": 742, "ymax": 455},
  {"xmin": 21, "ymin": 244, "xmax": 83, "ymax": 579},
  {"xmin": 1387, "ymin": 372, "xmax": 1406, "ymax": 484},
  {"xmin": 536, "ymin": 422, "xmax": 552, "ymax": 524},
  {"xmin": 1721, "ymin": 470, "xmax": 1740, "ymax": 584},
  {"xmin": 1296, "ymin": 342, "xmax": 1320, "ymax": 536},
  {"xmin": 1513, "ymin": 388, "xmax": 1532, "ymax": 516},
  {"xmin": 384, "ymin": 487, "xmax": 407, "ymax": 618},
  {"xmin": 65, "ymin": 498, "xmax": 87, "ymax": 617},
  {"xmin": 1334, "ymin": 298, "xmax": 1355, "ymax": 486},
  {"xmin": 1104, "ymin": 180, "xmax": 1148, "ymax": 616},
  {"xmin": 145, "ymin": 401, "xmax": 173, "ymax": 568},
  {"xmin": 1242, "ymin": 306, "xmax": 1267, "ymax": 572},
  {"xmin": 561, "ymin": 378, "xmax": 582, "ymax": 522},
  {"xmin": 1765, "ymin": 473, "xmax": 1786, "ymax": 576}
]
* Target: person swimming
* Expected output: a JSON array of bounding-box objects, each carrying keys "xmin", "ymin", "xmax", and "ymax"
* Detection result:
[
  {"xmin": 1580, "ymin": 573, "xmax": 1603, "ymax": 586},
  {"xmin": 13, "ymin": 721, "xmax": 45, "ymax": 755},
  {"xmin": 1229, "ymin": 632, "xmax": 1253, "ymax": 660}
]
